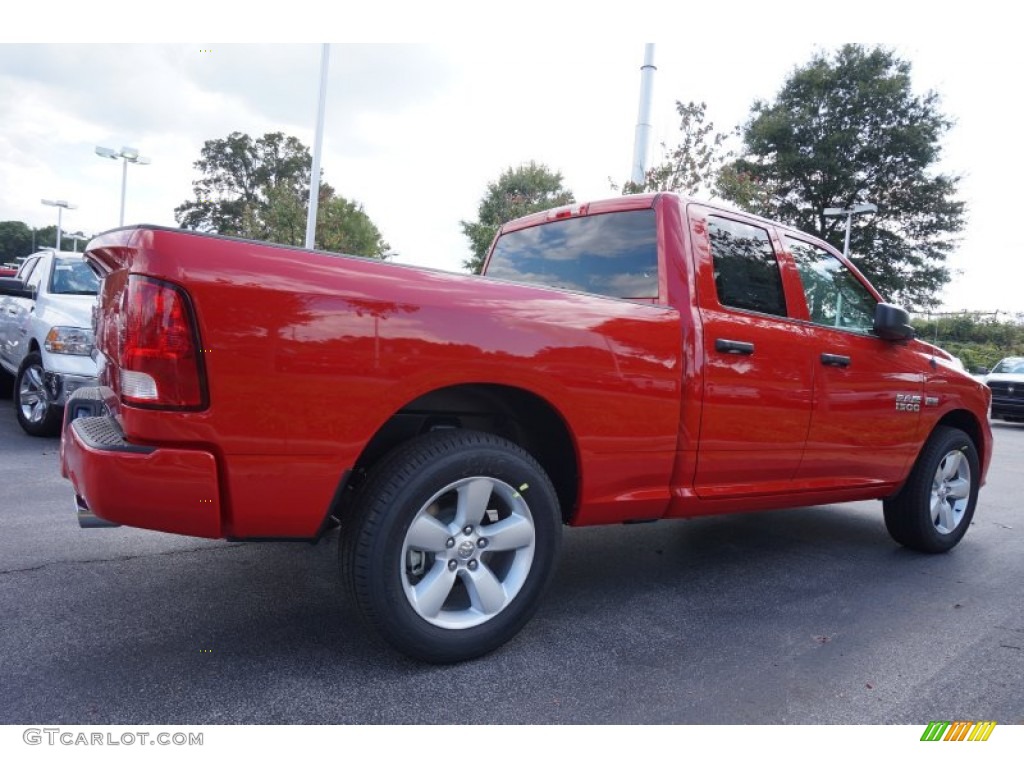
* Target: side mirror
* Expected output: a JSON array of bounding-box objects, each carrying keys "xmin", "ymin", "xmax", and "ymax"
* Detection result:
[
  {"xmin": 972, "ymin": 366, "xmax": 989, "ymax": 376},
  {"xmin": 0, "ymin": 278, "xmax": 35, "ymax": 300},
  {"xmin": 873, "ymin": 302, "xmax": 914, "ymax": 341}
]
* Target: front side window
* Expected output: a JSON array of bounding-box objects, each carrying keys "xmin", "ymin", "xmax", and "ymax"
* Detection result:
[
  {"xmin": 487, "ymin": 209, "xmax": 658, "ymax": 299},
  {"xmin": 706, "ymin": 216, "xmax": 787, "ymax": 317},
  {"xmin": 787, "ymin": 238, "xmax": 877, "ymax": 333},
  {"xmin": 24, "ymin": 258, "xmax": 47, "ymax": 292},
  {"xmin": 17, "ymin": 257, "xmax": 39, "ymax": 283}
]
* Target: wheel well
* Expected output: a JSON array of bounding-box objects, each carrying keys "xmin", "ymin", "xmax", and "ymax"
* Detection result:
[
  {"xmin": 935, "ymin": 409, "xmax": 987, "ymax": 465},
  {"xmin": 345, "ymin": 384, "xmax": 579, "ymax": 523}
]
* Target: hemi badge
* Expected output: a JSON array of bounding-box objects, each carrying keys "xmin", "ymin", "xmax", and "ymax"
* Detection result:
[{"xmin": 925, "ymin": 396, "xmax": 939, "ymax": 407}]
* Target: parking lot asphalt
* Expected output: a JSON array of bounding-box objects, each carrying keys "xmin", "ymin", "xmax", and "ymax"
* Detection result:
[{"xmin": 1, "ymin": 391, "xmax": 1022, "ymax": 724}]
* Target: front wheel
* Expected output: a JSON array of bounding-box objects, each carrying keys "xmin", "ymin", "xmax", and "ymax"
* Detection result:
[
  {"xmin": 883, "ymin": 426, "xmax": 980, "ymax": 553},
  {"xmin": 341, "ymin": 430, "xmax": 562, "ymax": 663},
  {"xmin": 15, "ymin": 352, "xmax": 63, "ymax": 437}
]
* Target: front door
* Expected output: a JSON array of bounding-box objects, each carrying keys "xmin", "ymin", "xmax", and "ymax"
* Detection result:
[{"xmin": 784, "ymin": 237, "xmax": 924, "ymax": 487}]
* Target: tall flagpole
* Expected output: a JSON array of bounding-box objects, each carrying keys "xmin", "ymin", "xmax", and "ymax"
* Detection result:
[
  {"xmin": 305, "ymin": 44, "xmax": 330, "ymax": 250},
  {"xmin": 630, "ymin": 44, "xmax": 657, "ymax": 186}
]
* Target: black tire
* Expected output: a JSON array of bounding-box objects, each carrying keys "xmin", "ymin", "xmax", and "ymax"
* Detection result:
[
  {"xmin": 883, "ymin": 426, "xmax": 980, "ymax": 553},
  {"xmin": 14, "ymin": 352, "xmax": 63, "ymax": 437},
  {"xmin": 0, "ymin": 368, "xmax": 12, "ymax": 399},
  {"xmin": 341, "ymin": 429, "xmax": 562, "ymax": 663}
]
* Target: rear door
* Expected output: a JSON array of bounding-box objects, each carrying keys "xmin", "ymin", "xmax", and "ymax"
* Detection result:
[{"xmin": 687, "ymin": 204, "xmax": 814, "ymax": 498}]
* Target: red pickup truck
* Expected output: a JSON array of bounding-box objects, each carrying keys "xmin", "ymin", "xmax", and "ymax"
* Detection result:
[{"xmin": 61, "ymin": 192, "xmax": 992, "ymax": 662}]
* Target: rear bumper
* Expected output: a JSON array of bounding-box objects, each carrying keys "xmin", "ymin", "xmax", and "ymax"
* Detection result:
[{"xmin": 60, "ymin": 389, "xmax": 222, "ymax": 538}]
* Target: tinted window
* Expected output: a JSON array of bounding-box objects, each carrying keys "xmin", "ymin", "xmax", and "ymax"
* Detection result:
[
  {"xmin": 487, "ymin": 209, "xmax": 658, "ymax": 299},
  {"xmin": 17, "ymin": 257, "xmax": 39, "ymax": 283},
  {"xmin": 24, "ymin": 258, "xmax": 48, "ymax": 291},
  {"xmin": 50, "ymin": 258, "xmax": 99, "ymax": 295},
  {"xmin": 787, "ymin": 238, "xmax": 877, "ymax": 333},
  {"xmin": 707, "ymin": 216, "xmax": 786, "ymax": 316}
]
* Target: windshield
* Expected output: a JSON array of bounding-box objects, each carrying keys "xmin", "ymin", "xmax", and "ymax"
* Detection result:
[
  {"xmin": 50, "ymin": 258, "xmax": 99, "ymax": 295},
  {"xmin": 991, "ymin": 358, "xmax": 1024, "ymax": 375}
]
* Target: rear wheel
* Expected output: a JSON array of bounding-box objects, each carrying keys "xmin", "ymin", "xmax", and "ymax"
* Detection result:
[
  {"xmin": 883, "ymin": 426, "xmax": 979, "ymax": 553},
  {"xmin": 341, "ymin": 430, "xmax": 562, "ymax": 663},
  {"xmin": 15, "ymin": 352, "xmax": 62, "ymax": 437}
]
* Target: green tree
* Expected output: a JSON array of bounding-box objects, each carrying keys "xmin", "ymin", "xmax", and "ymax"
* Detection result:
[
  {"xmin": 460, "ymin": 162, "xmax": 575, "ymax": 273},
  {"xmin": 317, "ymin": 196, "xmax": 390, "ymax": 258},
  {"xmin": 914, "ymin": 314, "xmax": 1024, "ymax": 371},
  {"xmin": 175, "ymin": 131, "xmax": 312, "ymax": 235},
  {"xmin": 718, "ymin": 45, "xmax": 964, "ymax": 308},
  {"xmin": 238, "ymin": 180, "xmax": 308, "ymax": 247},
  {"xmin": 34, "ymin": 226, "xmax": 61, "ymax": 250},
  {"xmin": 0, "ymin": 221, "xmax": 33, "ymax": 262},
  {"xmin": 615, "ymin": 101, "xmax": 731, "ymax": 197},
  {"xmin": 175, "ymin": 131, "xmax": 388, "ymax": 258}
]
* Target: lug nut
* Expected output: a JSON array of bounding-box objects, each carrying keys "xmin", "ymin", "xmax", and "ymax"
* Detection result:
[
  {"xmin": 447, "ymin": 559, "xmax": 458, "ymax": 571},
  {"xmin": 445, "ymin": 537, "xmax": 455, "ymax": 549},
  {"xmin": 477, "ymin": 538, "xmax": 488, "ymax": 549},
  {"xmin": 468, "ymin": 559, "xmax": 478, "ymax": 571},
  {"xmin": 462, "ymin": 525, "xmax": 474, "ymax": 535}
]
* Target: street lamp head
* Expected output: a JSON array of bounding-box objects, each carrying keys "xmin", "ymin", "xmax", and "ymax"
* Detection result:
[
  {"xmin": 95, "ymin": 144, "xmax": 150, "ymax": 225},
  {"xmin": 41, "ymin": 199, "xmax": 76, "ymax": 209},
  {"xmin": 97, "ymin": 146, "xmax": 150, "ymax": 164},
  {"xmin": 824, "ymin": 203, "xmax": 878, "ymax": 218}
]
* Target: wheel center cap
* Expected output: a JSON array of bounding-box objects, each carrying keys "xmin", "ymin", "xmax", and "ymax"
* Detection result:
[{"xmin": 457, "ymin": 541, "xmax": 476, "ymax": 559}]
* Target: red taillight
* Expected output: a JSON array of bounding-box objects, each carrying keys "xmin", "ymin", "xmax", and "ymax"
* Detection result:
[{"xmin": 120, "ymin": 275, "xmax": 205, "ymax": 408}]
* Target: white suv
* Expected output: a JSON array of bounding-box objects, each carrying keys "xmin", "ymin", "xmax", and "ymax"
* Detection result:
[{"xmin": 0, "ymin": 250, "xmax": 100, "ymax": 436}]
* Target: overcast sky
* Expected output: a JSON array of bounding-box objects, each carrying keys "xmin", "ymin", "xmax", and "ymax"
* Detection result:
[{"xmin": 4, "ymin": 4, "xmax": 1022, "ymax": 315}]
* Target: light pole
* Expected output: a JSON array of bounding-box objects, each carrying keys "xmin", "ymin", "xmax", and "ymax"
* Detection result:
[
  {"xmin": 305, "ymin": 44, "xmax": 330, "ymax": 250},
  {"xmin": 823, "ymin": 203, "xmax": 877, "ymax": 259},
  {"xmin": 95, "ymin": 146, "xmax": 151, "ymax": 226},
  {"xmin": 631, "ymin": 43, "xmax": 656, "ymax": 187},
  {"xmin": 41, "ymin": 199, "xmax": 77, "ymax": 251}
]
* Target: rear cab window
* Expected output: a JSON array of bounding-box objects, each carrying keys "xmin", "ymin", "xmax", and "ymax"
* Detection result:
[{"xmin": 486, "ymin": 209, "xmax": 659, "ymax": 300}]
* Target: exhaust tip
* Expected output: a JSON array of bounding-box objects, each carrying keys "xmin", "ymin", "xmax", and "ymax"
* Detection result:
[{"xmin": 75, "ymin": 495, "xmax": 120, "ymax": 529}]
